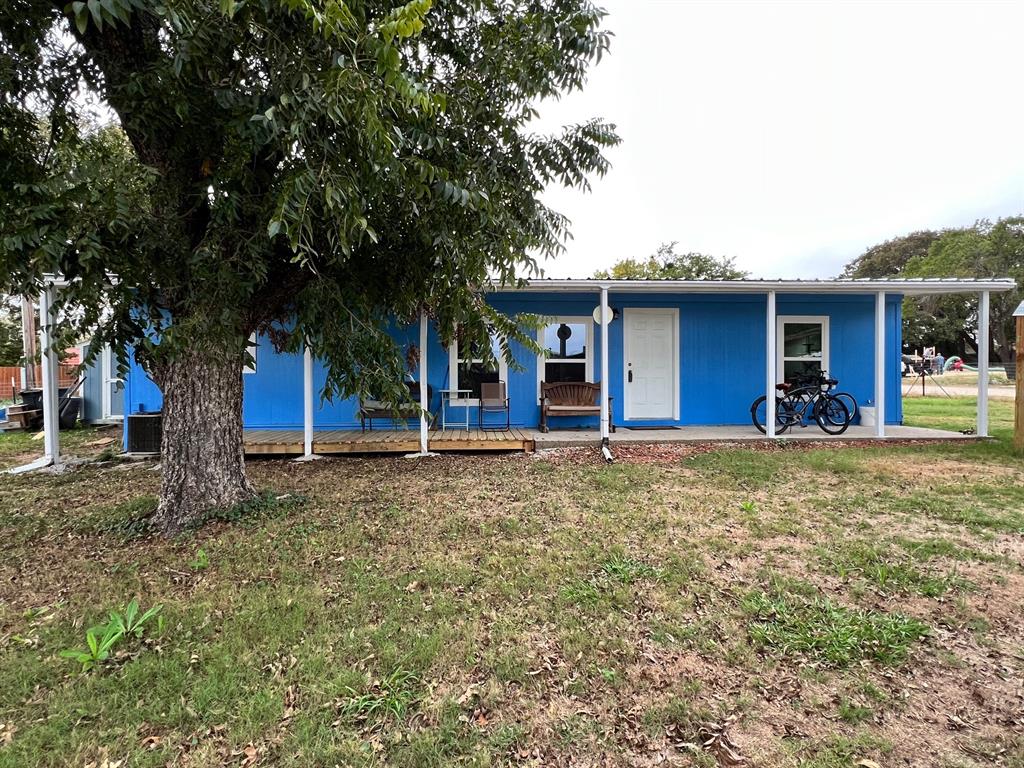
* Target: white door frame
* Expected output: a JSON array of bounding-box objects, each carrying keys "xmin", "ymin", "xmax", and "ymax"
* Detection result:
[
  {"xmin": 622, "ymin": 307, "xmax": 680, "ymax": 421},
  {"xmin": 100, "ymin": 345, "xmax": 124, "ymax": 421}
]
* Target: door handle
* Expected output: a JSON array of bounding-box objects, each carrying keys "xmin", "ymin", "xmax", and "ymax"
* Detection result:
[{"xmin": 628, "ymin": 370, "xmax": 633, "ymax": 383}]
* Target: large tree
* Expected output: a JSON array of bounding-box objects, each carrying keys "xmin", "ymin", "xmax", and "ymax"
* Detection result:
[
  {"xmin": 594, "ymin": 242, "xmax": 748, "ymax": 280},
  {"xmin": 840, "ymin": 219, "xmax": 1023, "ymax": 360},
  {"xmin": 1, "ymin": 0, "xmax": 619, "ymax": 533}
]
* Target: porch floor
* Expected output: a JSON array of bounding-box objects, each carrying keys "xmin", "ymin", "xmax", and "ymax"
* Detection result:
[
  {"xmin": 243, "ymin": 428, "xmax": 535, "ymax": 455},
  {"xmin": 243, "ymin": 424, "xmax": 970, "ymax": 456}
]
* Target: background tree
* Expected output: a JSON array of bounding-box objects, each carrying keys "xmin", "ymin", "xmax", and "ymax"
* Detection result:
[
  {"xmin": 0, "ymin": 296, "xmax": 23, "ymax": 367},
  {"xmin": 840, "ymin": 218, "xmax": 1023, "ymax": 361},
  {"xmin": 0, "ymin": 0, "xmax": 619, "ymax": 533},
  {"xmin": 839, "ymin": 230, "xmax": 938, "ymax": 279},
  {"xmin": 594, "ymin": 242, "xmax": 748, "ymax": 280}
]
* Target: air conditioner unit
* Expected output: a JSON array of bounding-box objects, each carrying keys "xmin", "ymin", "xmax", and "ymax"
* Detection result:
[{"xmin": 126, "ymin": 413, "xmax": 162, "ymax": 454}]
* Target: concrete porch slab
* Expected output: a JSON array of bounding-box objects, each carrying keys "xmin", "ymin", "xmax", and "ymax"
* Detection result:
[{"xmin": 532, "ymin": 424, "xmax": 972, "ymax": 448}]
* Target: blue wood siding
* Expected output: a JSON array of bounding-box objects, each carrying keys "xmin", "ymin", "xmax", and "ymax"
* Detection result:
[{"xmin": 122, "ymin": 291, "xmax": 905, "ymax": 434}]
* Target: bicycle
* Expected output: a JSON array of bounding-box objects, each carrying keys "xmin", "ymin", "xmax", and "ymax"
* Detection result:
[
  {"xmin": 782, "ymin": 370, "xmax": 857, "ymax": 428},
  {"xmin": 787, "ymin": 370, "xmax": 860, "ymax": 424},
  {"xmin": 750, "ymin": 371, "xmax": 851, "ymax": 435}
]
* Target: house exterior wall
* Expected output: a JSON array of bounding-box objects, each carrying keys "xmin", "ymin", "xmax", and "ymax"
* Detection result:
[{"xmin": 122, "ymin": 291, "xmax": 904, "ymax": 433}]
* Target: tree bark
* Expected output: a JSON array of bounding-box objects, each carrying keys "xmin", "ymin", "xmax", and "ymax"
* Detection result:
[{"xmin": 151, "ymin": 345, "xmax": 256, "ymax": 535}]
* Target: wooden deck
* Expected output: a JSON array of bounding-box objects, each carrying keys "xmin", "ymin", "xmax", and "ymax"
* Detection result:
[{"xmin": 243, "ymin": 428, "xmax": 535, "ymax": 456}]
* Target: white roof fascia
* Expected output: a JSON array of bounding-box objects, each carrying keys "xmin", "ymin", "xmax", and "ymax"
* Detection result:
[{"xmin": 492, "ymin": 278, "xmax": 1016, "ymax": 295}]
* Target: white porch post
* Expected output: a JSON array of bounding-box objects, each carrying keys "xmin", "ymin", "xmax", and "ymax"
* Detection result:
[
  {"xmin": 765, "ymin": 291, "xmax": 777, "ymax": 438},
  {"xmin": 977, "ymin": 290, "xmax": 990, "ymax": 437},
  {"xmin": 874, "ymin": 291, "xmax": 886, "ymax": 438},
  {"xmin": 599, "ymin": 286, "xmax": 610, "ymax": 443},
  {"xmin": 303, "ymin": 344, "xmax": 313, "ymax": 457},
  {"xmin": 39, "ymin": 285, "xmax": 60, "ymax": 464},
  {"xmin": 419, "ymin": 311, "xmax": 429, "ymax": 454}
]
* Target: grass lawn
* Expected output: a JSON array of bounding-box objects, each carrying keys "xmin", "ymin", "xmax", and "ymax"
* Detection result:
[{"xmin": 1, "ymin": 399, "xmax": 1022, "ymax": 767}]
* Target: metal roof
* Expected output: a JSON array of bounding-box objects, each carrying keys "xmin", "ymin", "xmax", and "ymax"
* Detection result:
[{"xmin": 494, "ymin": 277, "xmax": 1017, "ymax": 295}]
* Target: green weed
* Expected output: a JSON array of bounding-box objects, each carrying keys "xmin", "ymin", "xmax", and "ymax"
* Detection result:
[
  {"xmin": 743, "ymin": 589, "xmax": 928, "ymax": 667},
  {"xmin": 340, "ymin": 668, "xmax": 421, "ymax": 726}
]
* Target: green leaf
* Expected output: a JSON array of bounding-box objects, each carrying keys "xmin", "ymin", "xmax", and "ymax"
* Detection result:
[{"xmin": 87, "ymin": 0, "xmax": 103, "ymax": 29}]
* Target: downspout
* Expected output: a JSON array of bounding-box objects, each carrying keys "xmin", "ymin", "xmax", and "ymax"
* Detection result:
[
  {"xmin": 302, "ymin": 344, "xmax": 314, "ymax": 457},
  {"xmin": 295, "ymin": 342, "xmax": 323, "ymax": 461},
  {"xmin": 599, "ymin": 285, "xmax": 613, "ymax": 462},
  {"xmin": 40, "ymin": 284, "xmax": 60, "ymax": 465},
  {"xmin": 419, "ymin": 311, "xmax": 429, "ymax": 455}
]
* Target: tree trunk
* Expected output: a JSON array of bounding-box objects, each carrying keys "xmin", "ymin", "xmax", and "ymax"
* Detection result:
[{"xmin": 151, "ymin": 345, "xmax": 256, "ymax": 535}]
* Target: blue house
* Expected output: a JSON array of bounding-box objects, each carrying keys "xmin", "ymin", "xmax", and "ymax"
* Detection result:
[{"xmin": 121, "ymin": 277, "xmax": 1013, "ymax": 455}]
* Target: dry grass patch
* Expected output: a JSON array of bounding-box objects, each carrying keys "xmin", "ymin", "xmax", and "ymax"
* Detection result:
[{"xmin": 1, "ymin": 399, "xmax": 1023, "ymax": 766}]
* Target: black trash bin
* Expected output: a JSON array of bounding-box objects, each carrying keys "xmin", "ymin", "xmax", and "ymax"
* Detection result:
[
  {"xmin": 17, "ymin": 387, "xmax": 80, "ymax": 429},
  {"xmin": 17, "ymin": 388, "xmax": 43, "ymax": 411},
  {"xmin": 59, "ymin": 397, "xmax": 81, "ymax": 429}
]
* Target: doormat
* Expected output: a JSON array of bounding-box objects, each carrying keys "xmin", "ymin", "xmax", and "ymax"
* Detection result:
[{"xmin": 624, "ymin": 426, "xmax": 680, "ymax": 431}]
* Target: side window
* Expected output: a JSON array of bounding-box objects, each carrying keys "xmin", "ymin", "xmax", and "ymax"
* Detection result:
[
  {"xmin": 449, "ymin": 333, "xmax": 508, "ymax": 402},
  {"xmin": 540, "ymin": 319, "xmax": 590, "ymax": 383},
  {"xmin": 778, "ymin": 317, "xmax": 828, "ymax": 381}
]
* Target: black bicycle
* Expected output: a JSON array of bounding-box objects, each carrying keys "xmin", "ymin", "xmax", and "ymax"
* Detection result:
[{"xmin": 751, "ymin": 371, "xmax": 851, "ymax": 435}]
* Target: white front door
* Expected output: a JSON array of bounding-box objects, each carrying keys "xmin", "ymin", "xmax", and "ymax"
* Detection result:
[{"xmin": 624, "ymin": 309, "xmax": 677, "ymax": 420}]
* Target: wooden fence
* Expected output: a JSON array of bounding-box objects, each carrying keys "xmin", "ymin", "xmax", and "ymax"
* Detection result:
[{"xmin": 0, "ymin": 365, "xmax": 80, "ymax": 401}]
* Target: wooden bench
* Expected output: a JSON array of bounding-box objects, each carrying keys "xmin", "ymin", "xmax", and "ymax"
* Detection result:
[
  {"xmin": 539, "ymin": 381, "xmax": 614, "ymax": 433},
  {"xmin": 359, "ymin": 382, "xmax": 433, "ymax": 431}
]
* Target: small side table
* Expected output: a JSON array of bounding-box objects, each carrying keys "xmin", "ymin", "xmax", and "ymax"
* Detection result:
[{"xmin": 440, "ymin": 389, "xmax": 472, "ymax": 430}]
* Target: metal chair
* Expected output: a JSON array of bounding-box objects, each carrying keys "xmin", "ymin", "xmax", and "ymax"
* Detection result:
[{"xmin": 478, "ymin": 380, "xmax": 510, "ymax": 430}]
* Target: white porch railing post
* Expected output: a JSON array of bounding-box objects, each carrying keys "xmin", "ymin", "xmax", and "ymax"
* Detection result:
[
  {"xmin": 977, "ymin": 290, "xmax": 990, "ymax": 437},
  {"xmin": 303, "ymin": 344, "xmax": 313, "ymax": 457},
  {"xmin": 765, "ymin": 291, "xmax": 777, "ymax": 439},
  {"xmin": 874, "ymin": 291, "xmax": 886, "ymax": 438},
  {"xmin": 39, "ymin": 285, "xmax": 60, "ymax": 464},
  {"xmin": 419, "ymin": 312, "xmax": 429, "ymax": 454},
  {"xmin": 600, "ymin": 286, "xmax": 610, "ymax": 443}
]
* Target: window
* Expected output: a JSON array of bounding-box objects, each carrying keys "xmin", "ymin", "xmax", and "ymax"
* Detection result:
[
  {"xmin": 777, "ymin": 316, "xmax": 829, "ymax": 382},
  {"xmin": 243, "ymin": 333, "xmax": 257, "ymax": 374},
  {"xmin": 449, "ymin": 335, "xmax": 507, "ymax": 403},
  {"xmin": 539, "ymin": 318, "xmax": 592, "ymax": 384}
]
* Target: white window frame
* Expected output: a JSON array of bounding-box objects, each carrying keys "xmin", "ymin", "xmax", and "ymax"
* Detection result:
[
  {"xmin": 536, "ymin": 316, "xmax": 594, "ymax": 397},
  {"xmin": 776, "ymin": 315, "xmax": 829, "ymax": 381},
  {"xmin": 448, "ymin": 335, "xmax": 508, "ymax": 406},
  {"xmin": 243, "ymin": 333, "xmax": 257, "ymax": 374}
]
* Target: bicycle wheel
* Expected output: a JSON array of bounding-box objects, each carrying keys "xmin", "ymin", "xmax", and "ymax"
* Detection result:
[
  {"xmin": 751, "ymin": 395, "xmax": 793, "ymax": 434},
  {"xmin": 830, "ymin": 392, "xmax": 858, "ymax": 423},
  {"xmin": 814, "ymin": 396, "xmax": 850, "ymax": 435}
]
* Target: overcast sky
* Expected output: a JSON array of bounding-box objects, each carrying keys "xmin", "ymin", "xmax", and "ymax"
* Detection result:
[{"xmin": 533, "ymin": 0, "xmax": 1024, "ymax": 279}]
